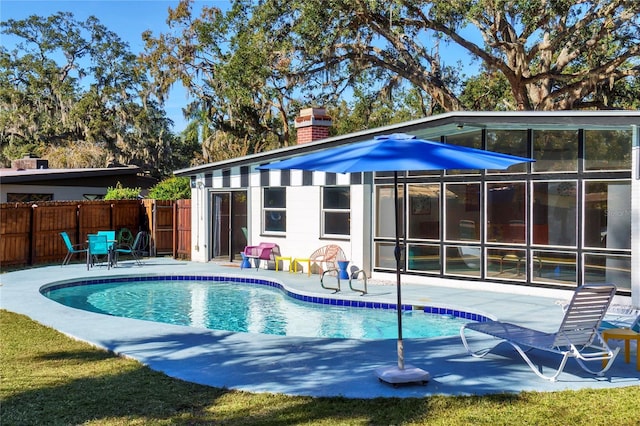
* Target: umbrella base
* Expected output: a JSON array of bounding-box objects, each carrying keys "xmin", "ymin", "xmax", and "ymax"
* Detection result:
[{"xmin": 375, "ymin": 365, "xmax": 430, "ymax": 386}]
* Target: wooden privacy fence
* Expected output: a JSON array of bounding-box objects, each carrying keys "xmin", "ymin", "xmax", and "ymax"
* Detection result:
[
  {"xmin": 141, "ymin": 199, "xmax": 192, "ymax": 258},
  {"xmin": 1, "ymin": 199, "xmax": 191, "ymax": 267},
  {"xmin": 175, "ymin": 199, "xmax": 192, "ymax": 259}
]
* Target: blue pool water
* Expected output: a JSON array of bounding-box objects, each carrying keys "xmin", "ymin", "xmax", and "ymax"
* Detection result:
[{"xmin": 42, "ymin": 276, "xmax": 474, "ymax": 339}]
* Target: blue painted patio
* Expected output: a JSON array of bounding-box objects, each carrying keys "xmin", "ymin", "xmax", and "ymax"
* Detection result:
[{"xmin": 1, "ymin": 258, "xmax": 638, "ymax": 399}]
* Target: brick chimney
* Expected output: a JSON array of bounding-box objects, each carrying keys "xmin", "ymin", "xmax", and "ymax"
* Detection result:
[{"xmin": 294, "ymin": 107, "xmax": 332, "ymax": 144}]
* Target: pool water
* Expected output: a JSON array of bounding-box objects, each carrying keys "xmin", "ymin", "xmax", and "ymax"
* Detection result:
[{"xmin": 43, "ymin": 279, "xmax": 470, "ymax": 339}]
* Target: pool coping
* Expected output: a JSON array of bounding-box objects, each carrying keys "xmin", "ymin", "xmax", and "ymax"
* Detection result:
[
  {"xmin": 40, "ymin": 273, "xmax": 496, "ymax": 326},
  {"xmin": 2, "ymin": 258, "xmax": 639, "ymax": 399}
]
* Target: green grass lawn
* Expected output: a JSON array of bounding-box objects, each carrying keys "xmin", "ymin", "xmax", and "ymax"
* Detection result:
[{"xmin": 1, "ymin": 309, "xmax": 639, "ymax": 425}]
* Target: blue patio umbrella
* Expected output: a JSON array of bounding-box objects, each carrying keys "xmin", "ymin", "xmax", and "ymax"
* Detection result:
[{"xmin": 259, "ymin": 133, "xmax": 534, "ymax": 385}]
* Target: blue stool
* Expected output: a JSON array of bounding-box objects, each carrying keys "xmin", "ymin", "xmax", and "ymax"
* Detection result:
[
  {"xmin": 240, "ymin": 253, "xmax": 251, "ymax": 269},
  {"xmin": 337, "ymin": 260, "xmax": 350, "ymax": 280}
]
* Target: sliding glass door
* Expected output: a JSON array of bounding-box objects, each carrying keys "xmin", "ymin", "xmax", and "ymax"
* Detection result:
[{"xmin": 210, "ymin": 191, "xmax": 247, "ymax": 261}]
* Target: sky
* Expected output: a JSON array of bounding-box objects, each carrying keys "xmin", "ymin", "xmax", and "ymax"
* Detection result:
[
  {"xmin": 0, "ymin": 0, "xmax": 228, "ymax": 133},
  {"xmin": 1, "ymin": 1, "xmax": 480, "ymax": 134}
]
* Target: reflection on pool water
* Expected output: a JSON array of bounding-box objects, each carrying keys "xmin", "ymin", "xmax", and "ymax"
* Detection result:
[{"xmin": 42, "ymin": 276, "xmax": 479, "ymax": 340}]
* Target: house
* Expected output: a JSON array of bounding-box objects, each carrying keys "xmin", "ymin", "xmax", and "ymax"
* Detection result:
[
  {"xmin": 174, "ymin": 109, "xmax": 639, "ymax": 305},
  {"xmin": 0, "ymin": 156, "xmax": 156, "ymax": 202}
]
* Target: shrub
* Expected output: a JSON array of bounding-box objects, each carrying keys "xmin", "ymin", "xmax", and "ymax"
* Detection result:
[
  {"xmin": 148, "ymin": 176, "xmax": 191, "ymax": 200},
  {"xmin": 104, "ymin": 182, "xmax": 141, "ymax": 200}
]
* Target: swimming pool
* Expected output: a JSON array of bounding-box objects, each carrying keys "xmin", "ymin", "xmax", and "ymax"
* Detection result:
[{"xmin": 41, "ymin": 275, "xmax": 489, "ymax": 340}]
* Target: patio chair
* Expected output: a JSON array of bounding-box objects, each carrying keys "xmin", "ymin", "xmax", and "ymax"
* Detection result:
[
  {"xmin": 243, "ymin": 242, "xmax": 280, "ymax": 270},
  {"xmin": 97, "ymin": 230, "xmax": 116, "ymax": 240},
  {"xmin": 97, "ymin": 230, "xmax": 117, "ymax": 251},
  {"xmin": 117, "ymin": 227, "xmax": 134, "ymax": 246},
  {"xmin": 556, "ymin": 301, "xmax": 639, "ymax": 332},
  {"xmin": 114, "ymin": 231, "xmax": 148, "ymax": 265},
  {"xmin": 460, "ymin": 283, "xmax": 619, "ymax": 381},
  {"xmin": 309, "ymin": 244, "xmax": 346, "ymax": 275},
  {"xmin": 60, "ymin": 231, "xmax": 88, "ymax": 266},
  {"xmin": 87, "ymin": 233, "xmax": 113, "ymax": 270}
]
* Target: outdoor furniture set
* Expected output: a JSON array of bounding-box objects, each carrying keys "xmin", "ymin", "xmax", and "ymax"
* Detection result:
[
  {"xmin": 242, "ymin": 243, "xmax": 368, "ymax": 295},
  {"xmin": 60, "ymin": 229, "xmax": 148, "ymax": 270}
]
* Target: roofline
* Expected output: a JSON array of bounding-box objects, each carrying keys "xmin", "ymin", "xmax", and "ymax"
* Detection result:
[
  {"xmin": 0, "ymin": 166, "xmax": 142, "ymax": 184},
  {"xmin": 174, "ymin": 110, "xmax": 640, "ymax": 176}
]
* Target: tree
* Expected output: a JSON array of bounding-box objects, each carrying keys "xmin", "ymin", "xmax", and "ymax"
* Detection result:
[
  {"xmin": 0, "ymin": 12, "xmax": 198, "ymax": 176},
  {"xmin": 329, "ymin": 84, "xmax": 428, "ymax": 136},
  {"xmin": 141, "ymin": 1, "xmax": 298, "ymax": 162},
  {"xmin": 139, "ymin": 0, "xmax": 639, "ymax": 163},
  {"xmin": 253, "ymin": 0, "xmax": 640, "ymax": 111},
  {"xmin": 44, "ymin": 140, "xmax": 110, "ymax": 168},
  {"xmin": 141, "ymin": 0, "xmax": 452, "ymax": 160},
  {"xmin": 459, "ymin": 67, "xmax": 516, "ymax": 111}
]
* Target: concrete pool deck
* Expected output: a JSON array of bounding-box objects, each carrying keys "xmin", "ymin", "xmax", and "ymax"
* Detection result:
[{"xmin": 1, "ymin": 257, "xmax": 638, "ymax": 399}]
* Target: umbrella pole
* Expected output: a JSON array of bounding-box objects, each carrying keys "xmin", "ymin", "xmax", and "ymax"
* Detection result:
[
  {"xmin": 394, "ymin": 171, "xmax": 404, "ymax": 371},
  {"xmin": 375, "ymin": 172, "xmax": 430, "ymax": 386}
]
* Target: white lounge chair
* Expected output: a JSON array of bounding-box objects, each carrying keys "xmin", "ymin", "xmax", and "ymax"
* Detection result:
[
  {"xmin": 556, "ymin": 300, "xmax": 639, "ymax": 332},
  {"xmin": 460, "ymin": 283, "xmax": 620, "ymax": 381}
]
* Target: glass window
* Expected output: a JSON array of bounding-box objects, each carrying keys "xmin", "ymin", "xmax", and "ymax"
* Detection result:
[
  {"xmin": 445, "ymin": 245, "xmax": 481, "ymax": 277},
  {"xmin": 407, "ymin": 244, "xmax": 440, "ymax": 273},
  {"xmin": 374, "ymin": 242, "xmax": 399, "ymax": 269},
  {"xmin": 375, "ymin": 185, "xmax": 403, "ymax": 238},
  {"xmin": 584, "ymin": 254, "xmax": 631, "ymax": 292},
  {"xmin": 486, "ymin": 182, "xmax": 526, "ymax": 243},
  {"xmin": 263, "ymin": 187, "xmax": 286, "ymax": 233},
  {"xmin": 444, "ymin": 130, "xmax": 482, "ymax": 175},
  {"xmin": 322, "ymin": 186, "xmax": 350, "ymax": 236},
  {"xmin": 408, "ymin": 184, "xmax": 440, "ymax": 240},
  {"xmin": 584, "ymin": 129, "xmax": 632, "ymax": 171},
  {"xmin": 83, "ymin": 194, "xmax": 104, "ymax": 200},
  {"xmin": 486, "ymin": 249, "xmax": 526, "ymax": 281},
  {"xmin": 532, "ymin": 130, "xmax": 578, "ymax": 172},
  {"xmin": 532, "ymin": 181, "xmax": 577, "ymax": 247},
  {"xmin": 408, "ymin": 170, "xmax": 440, "ymax": 176},
  {"xmin": 486, "ymin": 129, "xmax": 529, "ymax": 174},
  {"xmin": 445, "ymin": 183, "xmax": 480, "ymax": 241},
  {"xmin": 7, "ymin": 193, "xmax": 53, "ymax": 202},
  {"xmin": 532, "ymin": 250, "xmax": 576, "ymax": 286},
  {"xmin": 584, "ymin": 181, "xmax": 631, "ymax": 249}
]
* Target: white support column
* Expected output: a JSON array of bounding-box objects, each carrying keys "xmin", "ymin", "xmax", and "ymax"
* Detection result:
[
  {"xmin": 349, "ymin": 182, "xmax": 372, "ymax": 275},
  {"xmin": 191, "ymin": 176, "xmax": 209, "ymax": 262},
  {"xmin": 631, "ymin": 125, "xmax": 639, "ymax": 307}
]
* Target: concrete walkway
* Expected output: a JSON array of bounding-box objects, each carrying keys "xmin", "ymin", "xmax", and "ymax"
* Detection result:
[{"xmin": 2, "ymin": 258, "xmax": 638, "ymax": 399}]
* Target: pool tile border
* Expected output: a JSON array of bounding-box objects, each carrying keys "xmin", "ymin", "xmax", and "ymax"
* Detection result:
[{"xmin": 41, "ymin": 274, "xmax": 492, "ymax": 323}]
